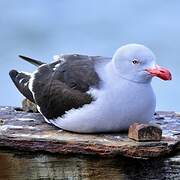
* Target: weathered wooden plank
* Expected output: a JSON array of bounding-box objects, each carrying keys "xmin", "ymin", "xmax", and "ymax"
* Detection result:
[
  {"xmin": 0, "ymin": 106, "xmax": 179, "ymax": 158},
  {"xmin": 0, "ymin": 149, "xmax": 179, "ymax": 179}
]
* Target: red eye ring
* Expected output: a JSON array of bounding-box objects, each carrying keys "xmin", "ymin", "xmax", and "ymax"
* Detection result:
[{"xmin": 132, "ymin": 59, "xmax": 139, "ymax": 64}]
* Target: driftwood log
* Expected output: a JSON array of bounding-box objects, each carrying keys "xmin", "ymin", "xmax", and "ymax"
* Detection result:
[{"xmin": 0, "ymin": 106, "xmax": 179, "ymax": 159}]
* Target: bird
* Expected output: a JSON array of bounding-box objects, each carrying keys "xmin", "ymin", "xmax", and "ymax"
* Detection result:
[{"xmin": 9, "ymin": 44, "xmax": 172, "ymax": 133}]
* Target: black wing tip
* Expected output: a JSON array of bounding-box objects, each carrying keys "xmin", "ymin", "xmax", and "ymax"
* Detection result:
[
  {"xmin": 9, "ymin": 69, "xmax": 35, "ymax": 103},
  {"xmin": 9, "ymin": 69, "xmax": 18, "ymax": 78},
  {"xmin": 18, "ymin": 55, "xmax": 30, "ymax": 60},
  {"xmin": 18, "ymin": 55, "xmax": 45, "ymax": 66},
  {"xmin": 18, "ymin": 55, "xmax": 23, "ymax": 58}
]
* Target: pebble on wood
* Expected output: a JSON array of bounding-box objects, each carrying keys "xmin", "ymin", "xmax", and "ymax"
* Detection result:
[
  {"xmin": 22, "ymin": 99, "xmax": 38, "ymax": 113},
  {"xmin": 128, "ymin": 123, "xmax": 162, "ymax": 141}
]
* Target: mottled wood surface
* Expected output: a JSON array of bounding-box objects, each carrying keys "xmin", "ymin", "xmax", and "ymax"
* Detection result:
[
  {"xmin": 0, "ymin": 106, "xmax": 179, "ymax": 159},
  {"xmin": 0, "ymin": 150, "xmax": 179, "ymax": 180}
]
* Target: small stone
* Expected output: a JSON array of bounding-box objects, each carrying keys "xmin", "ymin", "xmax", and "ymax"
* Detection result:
[
  {"xmin": 22, "ymin": 98, "xmax": 38, "ymax": 113},
  {"xmin": 128, "ymin": 123, "xmax": 162, "ymax": 141},
  {"xmin": 0, "ymin": 118, "xmax": 4, "ymax": 126}
]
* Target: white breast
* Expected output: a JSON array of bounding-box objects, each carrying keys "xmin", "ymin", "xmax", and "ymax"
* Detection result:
[{"xmin": 51, "ymin": 63, "xmax": 156, "ymax": 133}]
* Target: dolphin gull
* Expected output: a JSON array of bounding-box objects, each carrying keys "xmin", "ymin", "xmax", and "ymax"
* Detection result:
[{"xmin": 9, "ymin": 44, "xmax": 172, "ymax": 133}]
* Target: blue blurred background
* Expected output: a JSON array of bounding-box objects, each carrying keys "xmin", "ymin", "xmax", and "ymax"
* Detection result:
[{"xmin": 0, "ymin": 0, "xmax": 179, "ymax": 111}]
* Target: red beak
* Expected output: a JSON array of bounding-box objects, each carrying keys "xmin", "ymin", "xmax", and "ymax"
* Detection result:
[{"xmin": 145, "ymin": 65, "xmax": 172, "ymax": 80}]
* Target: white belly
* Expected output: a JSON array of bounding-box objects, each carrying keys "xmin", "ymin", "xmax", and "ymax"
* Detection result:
[{"xmin": 51, "ymin": 79, "xmax": 156, "ymax": 133}]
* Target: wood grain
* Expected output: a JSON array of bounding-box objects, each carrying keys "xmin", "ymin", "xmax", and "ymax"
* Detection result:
[{"xmin": 0, "ymin": 106, "xmax": 179, "ymax": 159}]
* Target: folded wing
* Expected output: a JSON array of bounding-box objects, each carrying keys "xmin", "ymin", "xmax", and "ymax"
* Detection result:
[{"xmin": 9, "ymin": 54, "xmax": 110, "ymax": 119}]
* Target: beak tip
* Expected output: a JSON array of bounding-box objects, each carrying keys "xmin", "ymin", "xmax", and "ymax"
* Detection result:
[{"xmin": 146, "ymin": 66, "xmax": 172, "ymax": 81}]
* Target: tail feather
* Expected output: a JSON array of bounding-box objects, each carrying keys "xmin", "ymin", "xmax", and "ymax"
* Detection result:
[
  {"xmin": 9, "ymin": 69, "xmax": 35, "ymax": 103},
  {"xmin": 19, "ymin": 55, "xmax": 45, "ymax": 67}
]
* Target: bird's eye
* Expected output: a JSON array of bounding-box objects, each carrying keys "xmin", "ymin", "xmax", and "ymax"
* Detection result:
[{"xmin": 132, "ymin": 59, "xmax": 140, "ymax": 65}]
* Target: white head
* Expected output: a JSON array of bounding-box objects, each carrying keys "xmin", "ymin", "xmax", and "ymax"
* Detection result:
[{"xmin": 112, "ymin": 44, "xmax": 171, "ymax": 83}]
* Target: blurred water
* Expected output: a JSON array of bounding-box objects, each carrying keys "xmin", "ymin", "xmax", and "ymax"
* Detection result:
[{"xmin": 0, "ymin": 0, "xmax": 179, "ymax": 111}]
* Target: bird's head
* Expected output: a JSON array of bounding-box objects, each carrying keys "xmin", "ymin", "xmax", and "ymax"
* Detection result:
[{"xmin": 112, "ymin": 44, "xmax": 172, "ymax": 83}]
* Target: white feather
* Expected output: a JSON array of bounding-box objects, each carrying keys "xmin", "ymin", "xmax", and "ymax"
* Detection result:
[
  {"xmin": 46, "ymin": 44, "xmax": 157, "ymax": 133},
  {"xmin": 50, "ymin": 61, "xmax": 156, "ymax": 133}
]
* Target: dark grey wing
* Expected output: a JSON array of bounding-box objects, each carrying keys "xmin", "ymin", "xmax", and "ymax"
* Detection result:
[
  {"xmin": 10, "ymin": 54, "xmax": 110, "ymax": 119},
  {"xmin": 31, "ymin": 54, "xmax": 110, "ymax": 119},
  {"xmin": 9, "ymin": 55, "xmax": 60, "ymax": 104},
  {"xmin": 9, "ymin": 70, "xmax": 35, "ymax": 103},
  {"xmin": 53, "ymin": 54, "xmax": 103, "ymax": 92},
  {"xmin": 9, "ymin": 55, "xmax": 47, "ymax": 102}
]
